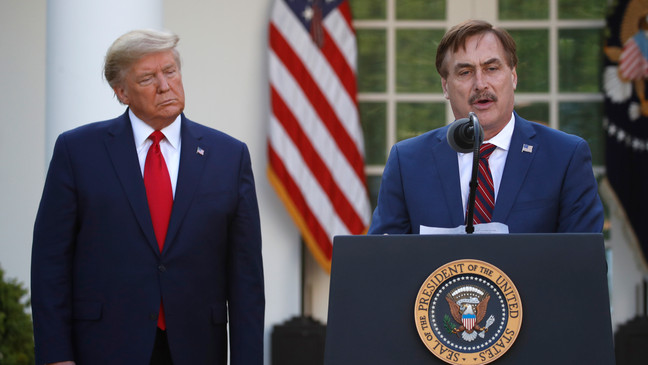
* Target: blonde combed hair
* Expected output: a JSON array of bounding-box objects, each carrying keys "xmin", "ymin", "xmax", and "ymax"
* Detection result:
[{"xmin": 104, "ymin": 29, "xmax": 181, "ymax": 89}]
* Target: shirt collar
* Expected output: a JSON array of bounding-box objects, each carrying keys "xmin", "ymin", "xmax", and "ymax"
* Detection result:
[
  {"xmin": 130, "ymin": 109, "xmax": 181, "ymax": 150},
  {"xmin": 484, "ymin": 112, "xmax": 515, "ymax": 151}
]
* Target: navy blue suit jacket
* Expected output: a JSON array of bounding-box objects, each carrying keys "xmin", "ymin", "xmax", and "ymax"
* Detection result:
[
  {"xmin": 31, "ymin": 111, "xmax": 264, "ymax": 365},
  {"xmin": 369, "ymin": 113, "xmax": 604, "ymax": 234}
]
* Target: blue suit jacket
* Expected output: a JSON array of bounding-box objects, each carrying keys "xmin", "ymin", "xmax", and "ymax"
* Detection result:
[
  {"xmin": 31, "ymin": 111, "xmax": 264, "ymax": 365},
  {"xmin": 368, "ymin": 113, "xmax": 604, "ymax": 234}
]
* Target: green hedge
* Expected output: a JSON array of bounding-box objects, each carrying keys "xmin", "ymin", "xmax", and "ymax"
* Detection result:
[{"xmin": 0, "ymin": 266, "xmax": 34, "ymax": 365}]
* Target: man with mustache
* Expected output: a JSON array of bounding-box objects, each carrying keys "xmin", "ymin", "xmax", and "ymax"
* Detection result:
[
  {"xmin": 368, "ymin": 19, "xmax": 604, "ymax": 234},
  {"xmin": 31, "ymin": 29, "xmax": 264, "ymax": 364}
]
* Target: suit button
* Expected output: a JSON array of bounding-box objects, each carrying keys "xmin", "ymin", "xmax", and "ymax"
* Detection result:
[{"xmin": 158, "ymin": 264, "xmax": 166, "ymax": 272}]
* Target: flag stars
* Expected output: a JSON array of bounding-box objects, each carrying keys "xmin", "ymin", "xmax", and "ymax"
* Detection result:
[
  {"xmin": 302, "ymin": 6, "xmax": 314, "ymax": 20},
  {"xmin": 606, "ymin": 122, "xmax": 648, "ymax": 152},
  {"xmin": 303, "ymin": 0, "xmax": 333, "ymax": 21}
]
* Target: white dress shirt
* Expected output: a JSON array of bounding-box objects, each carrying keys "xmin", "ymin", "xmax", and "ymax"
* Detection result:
[
  {"xmin": 458, "ymin": 113, "xmax": 515, "ymax": 216},
  {"xmin": 130, "ymin": 109, "xmax": 181, "ymax": 197}
]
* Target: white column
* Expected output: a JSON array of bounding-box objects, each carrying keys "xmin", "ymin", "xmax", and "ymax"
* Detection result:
[{"xmin": 46, "ymin": 0, "xmax": 163, "ymax": 161}]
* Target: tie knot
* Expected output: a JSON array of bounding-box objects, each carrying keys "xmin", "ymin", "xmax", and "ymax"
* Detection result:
[
  {"xmin": 149, "ymin": 130, "xmax": 165, "ymax": 145},
  {"xmin": 479, "ymin": 143, "xmax": 496, "ymax": 160}
]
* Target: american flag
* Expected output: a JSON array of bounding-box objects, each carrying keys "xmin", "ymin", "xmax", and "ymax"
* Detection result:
[
  {"xmin": 604, "ymin": 0, "xmax": 648, "ymax": 264},
  {"xmin": 619, "ymin": 33, "xmax": 648, "ymax": 81},
  {"xmin": 268, "ymin": 0, "xmax": 371, "ymax": 271}
]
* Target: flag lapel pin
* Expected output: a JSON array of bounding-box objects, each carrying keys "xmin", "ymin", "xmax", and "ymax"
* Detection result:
[
  {"xmin": 522, "ymin": 144, "xmax": 534, "ymax": 153},
  {"xmin": 196, "ymin": 146, "xmax": 205, "ymax": 156}
]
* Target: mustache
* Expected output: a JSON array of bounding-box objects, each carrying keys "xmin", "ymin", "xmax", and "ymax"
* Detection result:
[{"xmin": 469, "ymin": 91, "xmax": 498, "ymax": 104}]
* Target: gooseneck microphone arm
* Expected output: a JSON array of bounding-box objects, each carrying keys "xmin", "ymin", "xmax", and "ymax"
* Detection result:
[
  {"xmin": 464, "ymin": 112, "xmax": 482, "ymax": 234},
  {"xmin": 446, "ymin": 112, "xmax": 483, "ymax": 234}
]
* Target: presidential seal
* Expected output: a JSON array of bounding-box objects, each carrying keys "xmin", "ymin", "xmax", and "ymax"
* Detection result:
[{"xmin": 414, "ymin": 259, "xmax": 522, "ymax": 364}]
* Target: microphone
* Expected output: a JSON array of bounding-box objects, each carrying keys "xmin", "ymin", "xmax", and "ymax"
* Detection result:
[
  {"xmin": 446, "ymin": 112, "xmax": 483, "ymax": 153},
  {"xmin": 447, "ymin": 112, "xmax": 483, "ymax": 233}
]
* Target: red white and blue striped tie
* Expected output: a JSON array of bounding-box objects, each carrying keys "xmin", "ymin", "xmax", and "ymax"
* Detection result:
[{"xmin": 472, "ymin": 143, "xmax": 497, "ymax": 224}]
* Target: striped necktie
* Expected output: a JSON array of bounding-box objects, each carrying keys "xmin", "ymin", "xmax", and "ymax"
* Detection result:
[{"xmin": 472, "ymin": 143, "xmax": 497, "ymax": 224}]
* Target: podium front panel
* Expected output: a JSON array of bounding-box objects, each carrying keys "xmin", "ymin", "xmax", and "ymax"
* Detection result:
[{"xmin": 324, "ymin": 234, "xmax": 614, "ymax": 364}]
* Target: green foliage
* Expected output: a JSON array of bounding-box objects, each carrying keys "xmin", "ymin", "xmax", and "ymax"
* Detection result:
[
  {"xmin": 443, "ymin": 314, "xmax": 456, "ymax": 334},
  {"xmin": 0, "ymin": 266, "xmax": 34, "ymax": 365}
]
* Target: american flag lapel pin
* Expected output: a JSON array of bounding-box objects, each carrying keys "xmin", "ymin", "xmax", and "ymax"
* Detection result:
[
  {"xmin": 196, "ymin": 146, "xmax": 205, "ymax": 156},
  {"xmin": 522, "ymin": 144, "xmax": 533, "ymax": 153}
]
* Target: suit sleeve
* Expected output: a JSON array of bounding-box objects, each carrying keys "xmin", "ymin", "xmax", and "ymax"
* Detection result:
[
  {"xmin": 557, "ymin": 139, "xmax": 604, "ymax": 232},
  {"xmin": 226, "ymin": 144, "xmax": 265, "ymax": 365},
  {"xmin": 31, "ymin": 134, "xmax": 77, "ymax": 364},
  {"xmin": 368, "ymin": 144, "xmax": 413, "ymax": 234}
]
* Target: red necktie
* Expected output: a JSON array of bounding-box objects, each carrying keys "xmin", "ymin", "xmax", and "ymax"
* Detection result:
[
  {"xmin": 472, "ymin": 143, "xmax": 497, "ymax": 224},
  {"xmin": 144, "ymin": 130, "xmax": 173, "ymax": 330}
]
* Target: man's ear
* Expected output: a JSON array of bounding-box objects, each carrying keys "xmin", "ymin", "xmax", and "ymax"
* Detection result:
[
  {"xmin": 441, "ymin": 78, "xmax": 449, "ymax": 99},
  {"xmin": 113, "ymin": 85, "xmax": 129, "ymax": 105},
  {"xmin": 511, "ymin": 67, "xmax": 518, "ymax": 90}
]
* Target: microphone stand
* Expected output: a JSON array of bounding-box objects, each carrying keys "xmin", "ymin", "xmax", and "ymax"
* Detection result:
[{"xmin": 464, "ymin": 112, "xmax": 482, "ymax": 234}]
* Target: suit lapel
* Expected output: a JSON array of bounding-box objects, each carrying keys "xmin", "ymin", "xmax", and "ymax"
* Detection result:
[
  {"xmin": 431, "ymin": 130, "xmax": 465, "ymax": 226},
  {"xmin": 104, "ymin": 111, "xmax": 160, "ymax": 255},
  {"xmin": 163, "ymin": 116, "xmax": 206, "ymax": 252},
  {"xmin": 492, "ymin": 115, "xmax": 537, "ymax": 223}
]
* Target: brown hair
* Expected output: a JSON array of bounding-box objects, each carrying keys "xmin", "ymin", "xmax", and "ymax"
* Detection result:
[{"xmin": 435, "ymin": 19, "xmax": 517, "ymax": 78}]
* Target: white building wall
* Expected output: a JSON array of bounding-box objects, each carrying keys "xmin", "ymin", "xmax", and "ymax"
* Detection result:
[{"xmin": 0, "ymin": 0, "xmax": 47, "ymax": 301}]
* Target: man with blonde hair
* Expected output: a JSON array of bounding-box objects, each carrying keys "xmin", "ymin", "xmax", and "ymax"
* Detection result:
[{"xmin": 32, "ymin": 29, "xmax": 265, "ymax": 365}]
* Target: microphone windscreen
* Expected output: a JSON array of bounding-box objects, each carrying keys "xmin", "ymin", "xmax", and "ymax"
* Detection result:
[{"xmin": 447, "ymin": 118, "xmax": 475, "ymax": 153}]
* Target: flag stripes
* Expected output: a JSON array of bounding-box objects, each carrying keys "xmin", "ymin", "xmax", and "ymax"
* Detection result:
[
  {"xmin": 270, "ymin": 1, "xmax": 365, "ymax": 159},
  {"xmin": 268, "ymin": 27, "xmax": 364, "ymax": 181},
  {"xmin": 268, "ymin": 0, "xmax": 370, "ymax": 271},
  {"xmin": 619, "ymin": 37, "xmax": 648, "ymax": 80},
  {"xmin": 270, "ymin": 86, "xmax": 366, "ymax": 233},
  {"xmin": 269, "ymin": 49, "xmax": 367, "ymax": 231}
]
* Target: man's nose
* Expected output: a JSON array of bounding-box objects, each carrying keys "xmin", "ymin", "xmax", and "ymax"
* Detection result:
[
  {"xmin": 474, "ymin": 70, "xmax": 488, "ymax": 90},
  {"xmin": 156, "ymin": 73, "xmax": 170, "ymax": 92}
]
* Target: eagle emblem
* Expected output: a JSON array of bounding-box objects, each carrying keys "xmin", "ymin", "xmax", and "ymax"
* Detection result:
[
  {"xmin": 444, "ymin": 285, "xmax": 495, "ymax": 342},
  {"xmin": 415, "ymin": 260, "xmax": 522, "ymax": 364}
]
